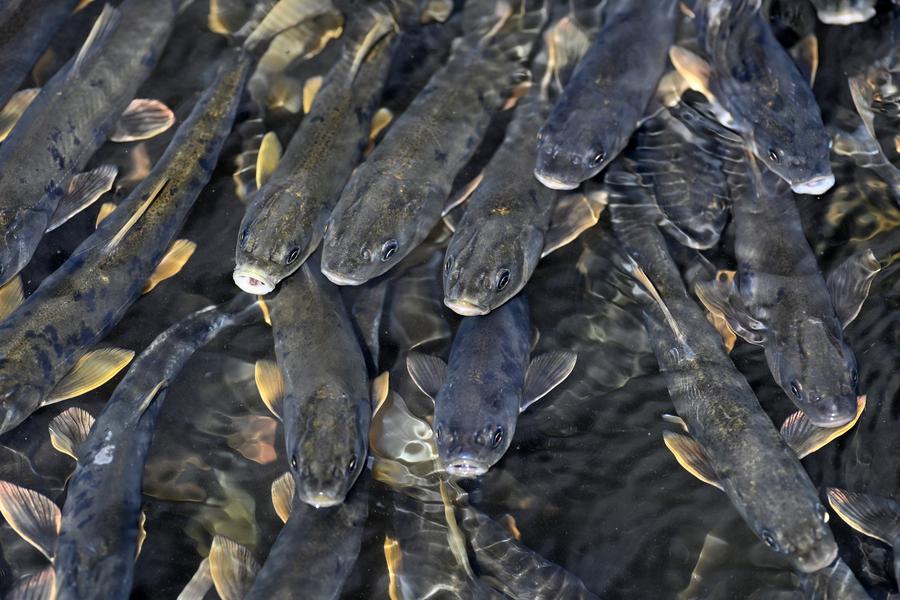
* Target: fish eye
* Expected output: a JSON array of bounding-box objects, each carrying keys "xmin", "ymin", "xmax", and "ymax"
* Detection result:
[
  {"xmin": 761, "ymin": 529, "xmax": 781, "ymax": 552},
  {"xmin": 347, "ymin": 455, "xmax": 357, "ymax": 473},
  {"xmin": 491, "ymin": 427, "xmax": 504, "ymax": 449},
  {"xmin": 239, "ymin": 227, "xmax": 249, "ymax": 247},
  {"xmin": 496, "ymin": 269, "xmax": 510, "ymax": 291},
  {"xmin": 290, "ymin": 456, "xmax": 298, "ymax": 470},
  {"xmin": 768, "ymin": 147, "xmax": 780, "ymax": 163},
  {"xmin": 589, "ymin": 149, "xmax": 606, "ymax": 168},
  {"xmin": 435, "ymin": 425, "xmax": 443, "ymax": 440},
  {"xmin": 851, "ymin": 368, "xmax": 859, "ymax": 387},
  {"xmin": 285, "ymin": 247, "xmax": 300, "ymax": 265},
  {"xmin": 445, "ymin": 256, "xmax": 453, "ymax": 274},
  {"xmin": 381, "ymin": 239, "xmax": 398, "ymax": 262},
  {"xmin": 789, "ymin": 380, "xmax": 802, "ymax": 399}
]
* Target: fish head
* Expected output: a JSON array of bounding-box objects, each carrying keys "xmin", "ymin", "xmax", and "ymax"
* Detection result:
[
  {"xmin": 534, "ymin": 115, "xmax": 615, "ymax": 190},
  {"xmin": 747, "ymin": 111, "xmax": 834, "ymax": 195},
  {"xmin": 0, "ymin": 378, "xmax": 42, "ymax": 435},
  {"xmin": 285, "ymin": 385, "xmax": 368, "ymax": 508},
  {"xmin": 320, "ymin": 176, "xmax": 442, "ymax": 285},
  {"xmin": 443, "ymin": 222, "xmax": 543, "ymax": 316},
  {"xmin": 767, "ymin": 318, "xmax": 858, "ymax": 428},
  {"xmin": 751, "ymin": 499, "xmax": 837, "ymax": 573}
]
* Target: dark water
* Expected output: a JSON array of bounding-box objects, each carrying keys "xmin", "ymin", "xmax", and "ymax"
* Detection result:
[{"xmin": 0, "ymin": 1, "xmax": 899, "ymax": 599}]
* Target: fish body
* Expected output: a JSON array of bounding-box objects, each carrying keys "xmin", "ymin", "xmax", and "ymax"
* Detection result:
[
  {"xmin": 609, "ymin": 176, "xmax": 837, "ymax": 573},
  {"xmin": 270, "ymin": 256, "xmax": 370, "ymax": 507},
  {"xmin": 799, "ymin": 557, "xmax": 872, "ymax": 599},
  {"xmin": 54, "ymin": 297, "xmax": 258, "ymax": 600},
  {"xmin": 233, "ymin": 6, "xmax": 397, "ymax": 295},
  {"xmin": 534, "ymin": 0, "xmax": 679, "ymax": 190},
  {"xmin": 0, "ymin": 52, "xmax": 250, "ymax": 434},
  {"xmin": 320, "ymin": 0, "xmax": 547, "ymax": 286},
  {"xmin": 0, "ymin": 0, "xmax": 179, "ymax": 285}
]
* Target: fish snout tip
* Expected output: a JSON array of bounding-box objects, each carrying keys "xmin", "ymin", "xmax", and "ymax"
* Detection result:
[
  {"xmin": 791, "ymin": 174, "xmax": 835, "ymax": 196},
  {"xmin": 319, "ymin": 265, "xmax": 365, "ymax": 286},
  {"xmin": 232, "ymin": 269, "xmax": 275, "ymax": 295},
  {"xmin": 793, "ymin": 538, "xmax": 838, "ymax": 573},
  {"xmin": 443, "ymin": 297, "xmax": 490, "ymax": 316},
  {"xmin": 804, "ymin": 395, "xmax": 857, "ymax": 428},
  {"xmin": 445, "ymin": 460, "xmax": 489, "ymax": 478},
  {"xmin": 533, "ymin": 168, "xmax": 579, "ymax": 191}
]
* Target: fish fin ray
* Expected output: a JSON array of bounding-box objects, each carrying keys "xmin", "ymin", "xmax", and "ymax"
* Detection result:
[
  {"xmin": 143, "ymin": 239, "xmax": 197, "ymax": 294},
  {"xmin": 0, "ymin": 88, "xmax": 40, "ymax": 142},
  {"xmin": 110, "ymin": 99, "xmax": 175, "ymax": 142},
  {"xmin": 271, "ymin": 472, "xmax": 294, "ymax": 523},
  {"xmin": 46, "ymin": 347, "xmax": 135, "ymax": 404},
  {"xmin": 302, "ymin": 75, "xmax": 323, "ymax": 114},
  {"xmin": 254, "ymin": 359, "xmax": 284, "ymax": 420},
  {"xmin": 48, "ymin": 407, "xmax": 95, "ymax": 460},
  {"xmin": 256, "ymin": 132, "xmax": 282, "ymax": 189},
  {"xmin": 265, "ymin": 75, "xmax": 302, "ymax": 114},
  {"xmin": 0, "ymin": 481, "xmax": 60, "ymax": 561},
  {"xmin": 781, "ymin": 396, "xmax": 865, "ymax": 459},
  {"xmin": 789, "ymin": 34, "xmax": 818, "ymax": 87},
  {"xmin": 662, "ymin": 431, "xmax": 723, "ymax": 490},
  {"xmin": 827, "ymin": 488, "xmax": 900, "ymax": 545},
  {"xmin": 95, "ymin": 202, "xmax": 117, "ymax": 228},
  {"xmin": 406, "ymin": 352, "xmax": 447, "ymax": 401},
  {"xmin": 542, "ymin": 190, "xmax": 608, "ymax": 257},
  {"xmin": 209, "ymin": 535, "xmax": 260, "ymax": 600},
  {"xmin": 72, "ymin": 5, "xmax": 121, "ymax": 74},
  {"xmin": 694, "ymin": 273, "xmax": 766, "ymax": 344},
  {"xmin": 47, "ymin": 165, "xmax": 118, "ymax": 231},
  {"xmin": 177, "ymin": 557, "xmax": 212, "ymax": 600},
  {"xmin": 827, "ymin": 249, "xmax": 881, "ymax": 328},
  {"xmin": 7, "ymin": 566, "xmax": 56, "ymax": 600},
  {"xmin": 522, "ymin": 351, "xmax": 577, "ymax": 409}
]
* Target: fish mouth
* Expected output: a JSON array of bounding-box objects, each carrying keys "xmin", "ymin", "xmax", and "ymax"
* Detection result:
[
  {"xmin": 791, "ymin": 174, "xmax": 835, "ymax": 196},
  {"xmin": 533, "ymin": 169, "xmax": 579, "ymax": 191},
  {"xmin": 816, "ymin": 8, "xmax": 875, "ymax": 25},
  {"xmin": 793, "ymin": 541, "xmax": 838, "ymax": 573},
  {"xmin": 233, "ymin": 268, "xmax": 275, "ymax": 295},
  {"xmin": 320, "ymin": 265, "xmax": 365, "ymax": 286},
  {"xmin": 446, "ymin": 460, "xmax": 489, "ymax": 478},
  {"xmin": 806, "ymin": 409, "xmax": 855, "ymax": 429},
  {"xmin": 301, "ymin": 492, "xmax": 344, "ymax": 508},
  {"xmin": 444, "ymin": 297, "xmax": 490, "ymax": 316}
]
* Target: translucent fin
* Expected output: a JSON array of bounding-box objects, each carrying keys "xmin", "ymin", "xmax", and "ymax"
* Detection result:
[
  {"xmin": 0, "ymin": 481, "xmax": 60, "ymax": 561},
  {"xmin": 542, "ymin": 16, "xmax": 590, "ymax": 95},
  {"xmin": 110, "ymin": 99, "xmax": 175, "ymax": 142},
  {"xmin": 135, "ymin": 511, "xmax": 147, "ymax": 559},
  {"xmin": 662, "ymin": 431, "xmax": 723, "ymax": 490},
  {"xmin": 781, "ymin": 395, "xmax": 866, "ymax": 459},
  {"xmin": 254, "ymin": 13, "xmax": 343, "ymax": 76},
  {"xmin": 255, "ymin": 132, "xmax": 282, "ymax": 190},
  {"xmin": 694, "ymin": 272, "xmax": 767, "ymax": 344},
  {"xmin": 704, "ymin": 306, "xmax": 737, "ymax": 353},
  {"xmin": 104, "ymin": 177, "xmax": 170, "ymax": 252},
  {"xmin": 48, "ymin": 407, "xmax": 95, "ymax": 460},
  {"xmin": 95, "ymin": 202, "xmax": 116, "ymax": 228},
  {"xmin": 406, "ymin": 352, "xmax": 447, "ymax": 400},
  {"xmin": 72, "ymin": 5, "xmax": 120, "ymax": 74},
  {"xmin": 384, "ymin": 536, "xmax": 402, "ymax": 600},
  {"xmin": 662, "ymin": 413, "xmax": 689, "ymax": 432},
  {"xmin": 265, "ymin": 75, "xmax": 302, "ymax": 114},
  {"xmin": 209, "ymin": 0, "xmax": 248, "ymax": 34},
  {"xmin": 46, "ymin": 347, "xmax": 135, "ymax": 404},
  {"xmin": 7, "ymin": 567, "xmax": 56, "ymax": 600},
  {"xmin": 121, "ymin": 143, "xmax": 152, "ymax": 186},
  {"xmin": 209, "ymin": 535, "xmax": 260, "ymax": 600},
  {"xmin": 522, "ymin": 351, "xmax": 577, "ymax": 409},
  {"xmin": 254, "ymin": 360, "xmax": 284, "ymax": 420},
  {"xmin": 371, "ymin": 372, "xmax": 390, "ymax": 414},
  {"xmin": 244, "ymin": 0, "xmax": 338, "ymax": 50},
  {"xmin": 47, "ymin": 165, "xmax": 118, "ymax": 231},
  {"xmin": 0, "ymin": 88, "xmax": 40, "ymax": 142},
  {"xmin": 0, "ymin": 275, "xmax": 24, "ymax": 322},
  {"xmin": 790, "ymin": 34, "xmax": 818, "ymax": 87},
  {"xmin": 271, "ymin": 472, "xmax": 294, "ymax": 524},
  {"xmin": 444, "ymin": 172, "xmax": 483, "ymax": 216},
  {"xmin": 257, "ymin": 296, "xmax": 271, "ymax": 326},
  {"xmin": 827, "ymin": 249, "xmax": 881, "ymax": 328},
  {"xmin": 177, "ymin": 557, "xmax": 212, "ymax": 600},
  {"xmin": 348, "ymin": 10, "xmax": 396, "ymax": 81},
  {"xmin": 669, "ymin": 46, "xmax": 714, "ymax": 101},
  {"xmin": 302, "ymin": 75, "xmax": 323, "ymax": 114},
  {"xmin": 542, "ymin": 190, "xmax": 607, "ymax": 257},
  {"xmin": 439, "ymin": 479, "xmax": 475, "ymax": 579},
  {"xmin": 500, "ymin": 514, "xmax": 521, "ymax": 540},
  {"xmin": 630, "ymin": 263, "xmax": 693, "ymax": 353},
  {"xmin": 366, "ymin": 107, "xmax": 393, "ymax": 154},
  {"xmin": 827, "ymin": 488, "xmax": 900, "ymax": 545},
  {"xmin": 143, "ymin": 239, "xmax": 197, "ymax": 293}
]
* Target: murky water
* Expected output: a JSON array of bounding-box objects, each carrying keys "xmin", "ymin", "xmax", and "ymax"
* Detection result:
[{"xmin": 0, "ymin": 1, "xmax": 899, "ymax": 598}]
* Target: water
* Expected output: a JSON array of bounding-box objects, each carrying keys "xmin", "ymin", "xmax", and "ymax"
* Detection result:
[{"xmin": 0, "ymin": 1, "xmax": 899, "ymax": 598}]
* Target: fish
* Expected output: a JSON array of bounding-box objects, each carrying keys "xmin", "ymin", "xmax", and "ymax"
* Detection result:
[
  {"xmin": 671, "ymin": 0, "xmax": 833, "ymax": 194},
  {"xmin": 0, "ymin": 0, "xmax": 182, "ymax": 286},
  {"xmin": 688, "ymin": 112, "xmax": 878, "ymax": 426},
  {"xmin": 827, "ymin": 488, "xmax": 900, "ymax": 586},
  {"xmin": 443, "ymin": 17, "xmax": 605, "ymax": 316},
  {"xmin": 534, "ymin": 0, "xmax": 679, "ymax": 190},
  {"xmin": 233, "ymin": 5, "xmax": 398, "ymax": 295},
  {"xmin": 0, "ymin": 51, "xmax": 250, "ymax": 435},
  {"xmin": 799, "ymin": 556, "xmax": 873, "ymax": 599},
  {"xmin": 320, "ymin": 0, "xmax": 548, "ymax": 286},
  {"xmin": 259, "ymin": 253, "xmax": 372, "ymax": 507},
  {"xmin": 48, "ymin": 296, "xmax": 261, "ymax": 600},
  {"xmin": 809, "ymin": 0, "xmax": 876, "ymax": 25},
  {"xmin": 407, "ymin": 294, "xmax": 576, "ymax": 477},
  {"xmin": 460, "ymin": 506, "xmax": 599, "ymax": 599},
  {"xmin": 608, "ymin": 169, "xmax": 837, "ymax": 573}
]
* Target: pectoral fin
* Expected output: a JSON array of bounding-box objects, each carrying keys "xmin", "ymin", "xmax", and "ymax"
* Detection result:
[
  {"xmin": 827, "ymin": 249, "xmax": 881, "ymax": 328},
  {"xmin": 110, "ymin": 99, "xmax": 175, "ymax": 142},
  {"xmin": 95, "ymin": 202, "xmax": 117, "ymax": 228},
  {"xmin": 669, "ymin": 46, "xmax": 714, "ymax": 101},
  {"xmin": 136, "ymin": 511, "xmax": 147, "ymax": 559},
  {"xmin": 542, "ymin": 190, "xmax": 608, "ymax": 257},
  {"xmin": 271, "ymin": 472, "xmax": 294, "ymax": 524},
  {"xmin": 209, "ymin": 535, "xmax": 260, "ymax": 600},
  {"xmin": 443, "ymin": 172, "xmax": 483, "ymax": 216},
  {"xmin": 694, "ymin": 272, "xmax": 767, "ymax": 344},
  {"xmin": 827, "ymin": 488, "xmax": 900, "ymax": 545},
  {"xmin": 0, "ymin": 88, "xmax": 40, "ymax": 141},
  {"xmin": 48, "ymin": 407, "xmax": 95, "ymax": 460},
  {"xmin": 0, "ymin": 276, "xmax": 24, "ymax": 322},
  {"xmin": 72, "ymin": 5, "xmax": 120, "ymax": 74},
  {"xmin": 254, "ymin": 360, "xmax": 284, "ymax": 420},
  {"xmin": 781, "ymin": 395, "xmax": 865, "ymax": 459},
  {"xmin": 47, "ymin": 165, "xmax": 118, "ymax": 231},
  {"xmin": 46, "ymin": 347, "xmax": 135, "ymax": 404},
  {"xmin": 522, "ymin": 351, "xmax": 577, "ymax": 410},
  {"xmin": 406, "ymin": 352, "xmax": 447, "ymax": 401},
  {"xmin": 256, "ymin": 132, "xmax": 282, "ymax": 189},
  {"xmin": 143, "ymin": 239, "xmax": 197, "ymax": 293},
  {"xmin": 790, "ymin": 34, "xmax": 819, "ymax": 86},
  {"xmin": 365, "ymin": 107, "xmax": 393, "ymax": 155},
  {"xmin": 178, "ymin": 557, "xmax": 213, "ymax": 600},
  {"xmin": 349, "ymin": 11, "xmax": 395, "ymax": 81},
  {"xmin": 265, "ymin": 75, "xmax": 302, "ymax": 114},
  {"xmin": 302, "ymin": 75, "xmax": 323, "ymax": 114},
  {"xmin": 0, "ymin": 481, "xmax": 60, "ymax": 561},
  {"xmin": 662, "ymin": 431, "xmax": 723, "ymax": 490},
  {"xmin": 371, "ymin": 372, "xmax": 390, "ymax": 414},
  {"xmin": 7, "ymin": 566, "xmax": 56, "ymax": 600}
]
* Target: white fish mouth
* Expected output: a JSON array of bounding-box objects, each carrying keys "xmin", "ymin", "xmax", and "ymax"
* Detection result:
[
  {"xmin": 233, "ymin": 269, "xmax": 275, "ymax": 295},
  {"xmin": 303, "ymin": 493, "xmax": 344, "ymax": 508},
  {"xmin": 320, "ymin": 265, "xmax": 365, "ymax": 286},
  {"xmin": 791, "ymin": 174, "xmax": 835, "ymax": 195},
  {"xmin": 446, "ymin": 461, "xmax": 489, "ymax": 478},
  {"xmin": 817, "ymin": 8, "xmax": 875, "ymax": 25},
  {"xmin": 444, "ymin": 297, "xmax": 490, "ymax": 316},
  {"xmin": 533, "ymin": 170, "xmax": 579, "ymax": 191}
]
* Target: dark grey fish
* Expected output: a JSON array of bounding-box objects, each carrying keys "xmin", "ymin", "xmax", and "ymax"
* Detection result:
[
  {"xmin": 269, "ymin": 254, "xmax": 370, "ymax": 507},
  {"xmin": 407, "ymin": 294, "xmax": 575, "ymax": 477},
  {"xmin": 0, "ymin": 52, "xmax": 250, "ymax": 434},
  {"xmin": 233, "ymin": 6, "xmax": 397, "ymax": 295},
  {"xmin": 800, "ymin": 557, "xmax": 872, "ymax": 599},
  {"xmin": 320, "ymin": 0, "xmax": 547, "ymax": 286},
  {"xmin": 673, "ymin": 0, "xmax": 833, "ymax": 194},
  {"xmin": 809, "ymin": 0, "xmax": 875, "ymax": 24},
  {"xmin": 460, "ymin": 506, "xmax": 600, "ymax": 600},
  {"xmin": 0, "ymin": 0, "xmax": 181, "ymax": 286},
  {"xmin": 608, "ymin": 172, "xmax": 837, "ymax": 573},
  {"xmin": 53, "ymin": 296, "xmax": 260, "ymax": 600},
  {"xmin": 534, "ymin": 0, "xmax": 679, "ymax": 190}
]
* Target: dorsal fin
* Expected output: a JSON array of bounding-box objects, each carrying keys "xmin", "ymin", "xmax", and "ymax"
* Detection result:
[
  {"xmin": 104, "ymin": 177, "xmax": 170, "ymax": 253},
  {"xmin": 73, "ymin": 4, "xmax": 121, "ymax": 74}
]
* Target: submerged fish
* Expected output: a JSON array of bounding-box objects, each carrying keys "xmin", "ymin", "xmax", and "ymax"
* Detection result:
[
  {"xmin": 809, "ymin": 0, "xmax": 876, "ymax": 25},
  {"xmin": 827, "ymin": 488, "xmax": 900, "ymax": 586},
  {"xmin": 672, "ymin": 0, "xmax": 833, "ymax": 194},
  {"xmin": 233, "ymin": 5, "xmax": 397, "ymax": 295},
  {"xmin": 320, "ymin": 0, "xmax": 547, "ymax": 286},
  {"xmin": 534, "ymin": 0, "xmax": 679, "ymax": 190},
  {"xmin": 0, "ymin": 52, "xmax": 250, "ymax": 434},
  {"xmin": 52, "ymin": 296, "xmax": 260, "ymax": 600},
  {"xmin": 407, "ymin": 294, "xmax": 576, "ymax": 477},
  {"xmin": 609, "ymin": 172, "xmax": 837, "ymax": 573},
  {"xmin": 0, "ymin": 0, "xmax": 180, "ymax": 286}
]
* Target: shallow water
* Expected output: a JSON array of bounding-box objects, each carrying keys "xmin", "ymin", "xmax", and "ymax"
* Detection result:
[{"xmin": 1, "ymin": 1, "xmax": 900, "ymax": 599}]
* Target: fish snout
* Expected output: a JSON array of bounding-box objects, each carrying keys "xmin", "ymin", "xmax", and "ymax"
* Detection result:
[
  {"xmin": 534, "ymin": 145, "xmax": 580, "ymax": 191},
  {"xmin": 319, "ymin": 265, "xmax": 365, "ymax": 286},
  {"xmin": 803, "ymin": 393, "xmax": 856, "ymax": 428},
  {"xmin": 298, "ymin": 490, "xmax": 345, "ymax": 509},
  {"xmin": 444, "ymin": 296, "xmax": 490, "ymax": 316},
  {"xmin": 445, "ymin": 459, "xmax": 489, "ymax": 478},
  {"xmin": 791, "ymin": 535, "xmax": 838, "ymax": 573},
  {"xmin": 232, "ymin": 268, "xmax": 275, "ymax": 295},
  {"xmin": 791, "ymin": 173, "xmax": 835, "ymax": 195}
]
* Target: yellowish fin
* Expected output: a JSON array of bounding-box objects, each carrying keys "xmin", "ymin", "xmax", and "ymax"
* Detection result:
[
  {"xmin": 501, "ymin": 514, "xmax": 521, "ymax": 540},
  {"xmin": 110, "ymin": 99, "xmax": 175, "ymax": 142},
  {"xmin": 302, "ymin": 76, "xmax": 324, "ymax": 114},
  {"xmin": 384, "ymin": 536, "xmax": 402, "ymax": 600},
  {"xmin": 209, "ymin": 535, "xmax": 260, "ymax": 600},
  {"xmin": 254, "ymin": 13, "xmax": 343, "ymax": 76},
  {"xmin": 440, "ymin": 479, "xmax": 475, "ymax": 579},
  {"xmin": 47, "ymin": 347, "xmax": 135, "ymax": 404},
  {"xmin": 256, "ymin": 132, "xmax": 282, "ymax": 190},
  {"xmin": 662, "ymin": 413, "xmax": 689, "ymax": 432},
  {"xmin": 257, "ymin": 296, "xmax": 271, "ymax": 326},
  {"xmin": 662, "ymin": 431, "xmax": 722, "ymax": 491},
  {"xmin": 827, "ymin": 488, "xmax": 900, "ymax": 545},
  {"xmin": 7, "ymin": 566, "xmax": 56, "ymax": 600},
  {"xmin": 705, "ymin": 307, "xmax": 737, "ymax": 353},
  {"xmin": 790, "ymin": 34, "xmax": 818, "ymax": 87},
  {"xmin": 95, "ymin": 202, "xmax": 117, "ymax": 228},
  {"xmin": 0, "ymin": 88, "xmax": 39, "ymax": 141},
  {"xmin": 136, "ymin": 380, "xmax": 168, "ymax": 417},
  {"xmin": 371, "ymin": 372, "xmax": 390, "ymax": 415},
  {"xmin": 0, "ymin": 275, "xmax": 24, "ymax": 322},
  {"xmin": 48, "ymin": 165, "xmax": 118, "ymax": 232},
  {"xmin": 365, "ymin": 107, "xmax": 393, "ymax": 155},
  {"xmin": 244, "ymin": 0, "xmax": 340, "ymax": 50},
  {"xmin": 669, "ymin": 46, "xmax": 714, "ymax": 101},
  {"xmin": 178, "ymin": 557, "xmax": 212, "ymax": 600},
  {"xmin": 136, "ymin": 511, "xmax": 147, "ymax": 559},
  {"xmin": 265, "ymin": 75, "xmax": 302, "ymax": 114},
  {"xmin": 254, "ymin": 360, "xmax": 284, "ymax": 420},
  {"xmin": 781, "ymin": 395, "xmax": 866, "ymax": 459},
  {"xmin": 271, "ymin": 472, "xmax": 294, "ymax": 524},
  {"xmin": 143, "ymin": 239, "xmax": 197, "ymax": 294},
  {"xmin": 443, "ymin": 172, "xmax": 484, "ymax": 217},
  {"xmin": 542, "ymin": 190, "xmax": 607, "ymax": 257},
  {"xmin": 349, "ymin": 11, "xmax": 396, "ymax": 81},
  {"xmin": 104, "ymin": 177, "xmax": 170, "ymax": 252},
  {"xmin": 209, "ymin": 0, "xmax": 248, "ymax": 34},
  {"xmin": 49, "ymin": 407, "xmax": 95, "ymax": 460},
  {"xmin": 0, "ymin": 481, "xmax": 60, "ymax": 561},
  {"xmin": 74, "ymin": 0, "xmax": 94, "ymax": 12}
]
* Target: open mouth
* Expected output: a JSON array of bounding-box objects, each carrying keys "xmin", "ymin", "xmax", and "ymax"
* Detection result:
[
  {"xmin": 534, "ymin": 169, "xmax": 580, "ymax": 191},
  {"xmin": 302, "ymin": 493, "xmax": 344, "ymax": 509},
  {"xmin": 233, "ymin": 269, "xmax": 275, "ymax": 295},
  {"xmin": 444, "ymin": 297, "xmax": 490, "ymax": 316},
  {"xmin": 446, "ymin": 460, "xmax": 489, "ymax": 478},
  {"xmin": 320, "ymin": 265, "xmax": 365, "ymax": 286},
  {"xmin": 791, "ymin": 174, "xmax": 835, "ymax": 196}
]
